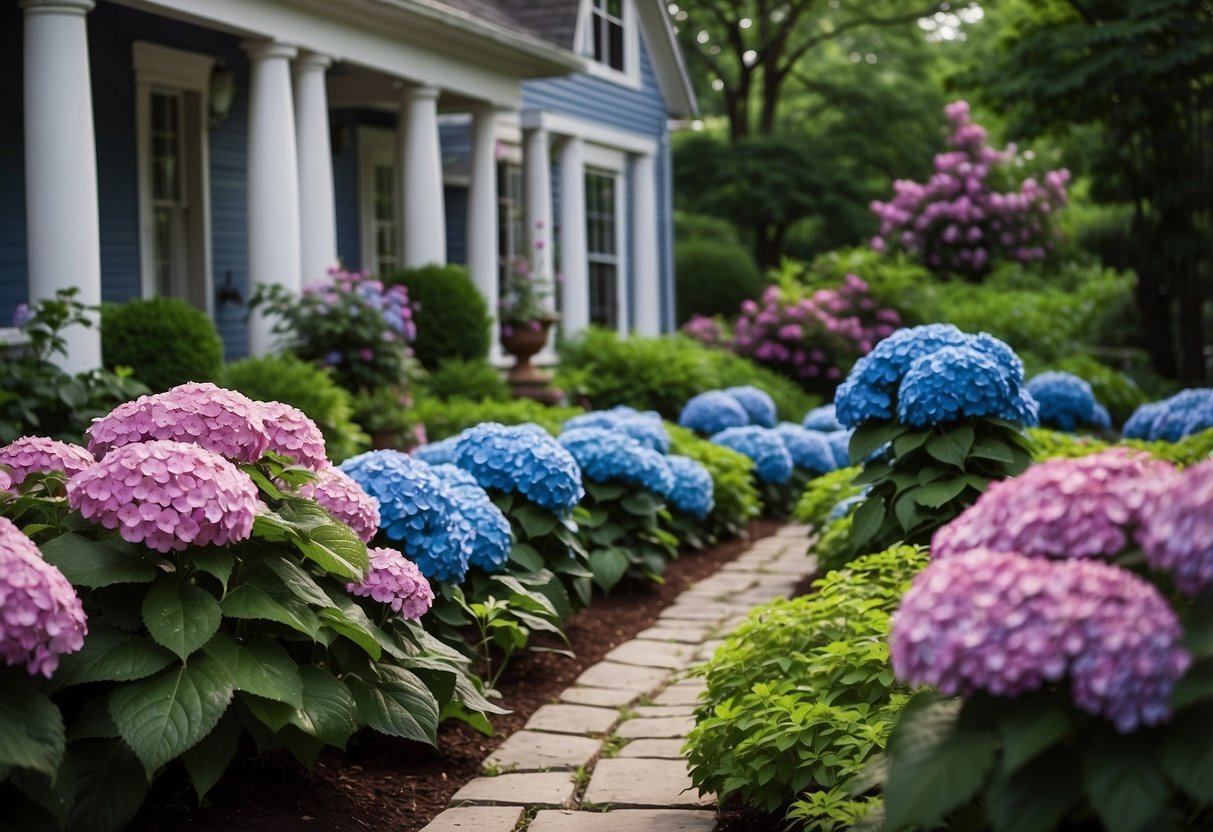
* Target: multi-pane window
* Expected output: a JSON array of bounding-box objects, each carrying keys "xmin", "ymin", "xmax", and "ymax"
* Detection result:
[
  {"xmin": 585, "ymin": 169, "xmax": 619, "ymax": 329},
  {"xmin": 589, "ymin": 0, "xmax": 626, "ymax": 72},
  {"xmin": 498, "ymin": 161, "xmax": 526, "ymax": 285},
  {"xmin": 371, "ymin": 163, "xmax": 398, "ymax": 276},
  {"xmin": 150, "ymin": 90, "xmax": 185, "ymax": 298}
]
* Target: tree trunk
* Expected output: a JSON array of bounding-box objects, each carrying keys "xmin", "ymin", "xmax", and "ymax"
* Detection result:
[{"xmin": 752, "ymin": 224, "xmax": 787, "ymax": 270}]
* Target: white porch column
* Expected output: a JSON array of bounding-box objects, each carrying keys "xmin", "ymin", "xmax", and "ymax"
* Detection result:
[
  {"xmin": 523, "ymin": 126, "xmax": 554, "ymax": 284},
  {"xmin": 398, "ymin": 85, "xmax": 446, "ymax": 267},
  {"xmin": 632, "ymin": 153, "xmax": 661, "ymax": 336},
  {"xmin": 558, "ymin": 136, "xmax": 589, "ymax": 338},
  {"xmin": 245, "ymin": 40, "xmax": 301, "ymax": 356},
  {"xmin": 22, "ymin": 0, "xmax": 101, "ymax": 372},
  {"xmin": 293, "ymin": 51, "xmax": 337, "ymax": 284},
  {"xmin": 467, "ymin": 105, "xmax": 500, "ymax": 353}
]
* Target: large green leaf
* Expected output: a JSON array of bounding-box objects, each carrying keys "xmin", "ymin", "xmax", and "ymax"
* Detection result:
[
  {"xmin": 287, "ymin": 667, "xmax": 358, "ymax": 748},
  {"xmin": 0, "ymin": 675, "xmax": 65, "ymax": 776},
  {"xmin": 295, "ymin": 522, "xmax": 368, "ymax": 581},
  {"xmin": 514, "ymin": 504, "xmax": 558, "ymax": 539},
  {"xmin": 108, "ymin": 654, "xmax": 235, "ymax": 773},
  {"xmin": 1081, "ymin": 731, "xmax": 1170, "ymax": 832},
  {"xmin": 849, "ymin": 421, "xmax": 909, "ymax": 465},
  {"xmin": 346, "ymin": 666, "xmax": 440, "ymax": 744},
  {"xmin": 850, "ymin": 495, "xmax": 886, "ymax": 548},
  {"xmin": 913, "ymin": 477, "xmax": 970, "ymax": 509},
  {"xmin": 188, "ymin": 549, "xmax": 235, "ymax": 591},
  {"xmin": 202, "ymin": 632, "xmax": 303, "ymax": 707},
  {"xmin": 142, "ymin": 574, "xmax": 223, "ymax": 661},
  {"xmin": 986, "ymin": 747, "xmax": 1082, "ymax": 832},
  {"xmin": 621, "ymin": 491, "xmax": 662, "ymax": 516},
  {"xmin": 181, "ymin": 709, "xmax": 241, "ymax": 803},
  {"xmin": 51, "ymin": 622, "xmax": 176, "ymax": 690},
  {"xmin": 319, "ymin": 608, "xmax": 383, "ymax": 660},
  {"xmin": 9, "ymin": 764, "xmax": 74, "ymax": 828},
  {"xmin": 264, "ymin": 557, "xmax": 334, "ymax": 608},
  {"xmin": 589, "ymin": 547, "xmax": 630, "ymax": 592},
  {"xmin": 509, "ymin": 542, "xmax": 545, "ymax": 572},
  {"xmin": 969, "ymin": 435, "xmax": 1017, "ymax": 464},
  {"xmin": 221, "ymin": 575, "xmax": 320, "ymax": 638},
  {"xmin": 39, "ymin": 533, "xmax": 158, "ymax": 588},
  {"xmin": 1160, "ymin": 704, "xmax": 1213, "ymax": 802},
  {"xmin": 67, "ymin": 739, "xmax": 149, "ymax": 832},
  {"xmin": 925, "ymin": 426, "xmax": 975, "ymax": 469},
  {"xmin": 998, "ymin": 694, "xmax": 1072, "ymax": 775}
]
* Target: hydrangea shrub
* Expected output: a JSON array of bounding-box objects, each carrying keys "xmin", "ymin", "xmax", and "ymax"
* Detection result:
[
  {"xmin": 1123, "ymin": 388, "xmax": 1213, "ymax": 442},
  {"xmin": 1026, "ymin": 370, "xmax": 1110, "ymax": 432}
]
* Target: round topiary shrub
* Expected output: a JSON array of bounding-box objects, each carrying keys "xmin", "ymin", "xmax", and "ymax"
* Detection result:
[
  {"xmin": 674, "ymin": 239, "xmax": 763, "ymax": 325},
  {"xmin": 101, "ymin": 297, "xmax": 223, "ymax": 392},
  {"xmin": 384, "ymin": 264, "xmax": 491, "ymax": 369}
]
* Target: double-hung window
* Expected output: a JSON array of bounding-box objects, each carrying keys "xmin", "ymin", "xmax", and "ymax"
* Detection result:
[
  {"xmin": 589, "ymin": 0, "xmax": 626, "ymax": 72},
  {"xmin": 585, "ymin": 168, "xmax": 620, "ymax": 329}
]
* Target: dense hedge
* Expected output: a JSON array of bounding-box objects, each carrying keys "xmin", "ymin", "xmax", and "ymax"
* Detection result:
[
  {"xmin": 385, "ymin": 264, "xmax": 491, "ymax": 369},
  {"xmin": 675, "ymin": 238, "xmax": 764, "ymax": 324},
  {"xmin": 101, "ymin": 297, "xmax": 223, "ymax": 392}
]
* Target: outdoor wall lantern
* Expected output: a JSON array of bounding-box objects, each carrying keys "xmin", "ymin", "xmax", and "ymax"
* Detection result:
[{"xmin": 209, "ymin": 62, "xmax": 236, "ymax": 129}]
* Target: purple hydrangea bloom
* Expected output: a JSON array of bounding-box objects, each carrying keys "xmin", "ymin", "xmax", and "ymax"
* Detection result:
[
  {"xmin": 0, "ymin": 516, "xmax": 88, "ymax": 677},
  {"xmin": 679, "ymin": 391, "xmax": 750, "ymax": 435},
  {"xmin": 933, "ymin": 449, "xmax": 1179, "ymax": 563},
  {"xmin": 898, "ymin": 345, "xmax": 1038, "ymax": 427},
  {"xmin": 665, "ymin": 455, "xmax": 715, "ymax": 520},
  {"xmin": 256, "ymin": 401, "xmax": 329, "ymax": 470},
  {"xmin": 1138, "ymin": 459, "xmax": 1213, "ymax": 597},
  {"xmin": 87, "ymin": 382, "xmax": 270, "ymax": 463},
  {"xmin": 412, "ymin": 435, "xmax": 460, "ymax": 466},
  {"xmin": 0, "ymin": 436, "xmax": 95, "ymax": 485},
  {"xmin": 68, "ymin": 440, "xmax": 259, "ymax": 553},
  {"xmin": 710, "ymin": 426, "xmax": 794, "ymax": 484},
  {"xmin": 723, "ymin": 386, "xmax": 778, "ymax": 428},
  {"xmin": 773, "ymin": 423, "xmax": 837, "ymax": 474},
  {"xmin": 452, "ymin": 423, "xmax": 584, "ymax": 515},
  {"xmin": 298, "ymin": 467, "xmax": 381, "ymax": 544},
  {"xmin": 0, "ymin": 468, "xmax": 11, "ymax": 494},
  {"xmin": 558, "ymin": 427, "xmax": 675, "ymax": 497},
  {"xmin": 347, "ymin": 546, "xmax": 433, "ymax": 620},
  {"xmin": 1026, "ymin": 371, "xmax": 1104, "ymax": 432},
  {"xmin": 891, "ymin": 549, "xmax": 1189, "ymax": 732},
  {"xmin": 429, "ymin": 463, "xmax": 512, "ymax": 573},
  {"xmin": 802, "ymin": 404, "xmax": 843, "ymax": 432}
]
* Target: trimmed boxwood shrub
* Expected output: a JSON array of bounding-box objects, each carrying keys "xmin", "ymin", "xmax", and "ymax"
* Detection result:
[
  {"xmin": 385, "ymin": 264, "xmax": 491, "ymax": 369},
  {"xmin": 675, "ymin": 238, "xmax": 763, "ymax": 324},
  {"xmin": 101, "ymin": 297, "xmax": 223, "ymax": 392},
  {"xmin": 419, "ymin": 358, "xmax": 510, "ymax": 402}
]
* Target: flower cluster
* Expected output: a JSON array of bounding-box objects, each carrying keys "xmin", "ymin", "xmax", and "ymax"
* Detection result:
[
  {"xmin": 826, "ymin": 430, "xmax": 853, "ymax": 469},
  {"xmin": 801, "ymin": 404, "xmax": 842, "ymax": 432},
  {"xmin": 347, "ymin": 546, "xmax": 433, "ymax": 620},
  {"xmin": 412, "ymin": 435, "xmax": 460, "ymax": 466},
  {"xmin": 870, "ymin": 100, "xmax": 1070, "ymax": 277},
  {"xmin": 564, "ymin": 407, "xmax": 670, "ymax": 453},
  {"xmin": 0, "ymin": 468, "xmax": 10, "ymax": 494},
  {"xmin": 680, "ymin": 315, "xmax": 730, "ymax": 348},
  {"xmin": 891, "ymin": 549, "xmax": 1189, "ymax": 732},
  {"xmin": 68, "ymin": 440, "xmax": 259, "ymax": 553},
  {"xmin": 932, "ymin": 449, "xmax": 1179, "ymax": 563},
  {"xmin": 1122, "ymin": 388, "xmax": 1213, "ymax": 442},
  {"xmin": 723, "ymin": 386, "xmax": 777, "ymax": 429},
  {"xmin": 710, "ymin": 426, "xmax": 793, "ymax": 484},
  {"xmin": 773, "ymin": 423, "xmax": 837, "ymax": 474},
  {"xmin": 1138, "ymin": 460, "xmax": 1213, "ymax": 597},
  {"xmin": 339, "ymin": 450, "xmax": 470, "ymax": 583},
  {"xmin": 452, "ymin": 423, "xmax": 584, "ymax": 515},
  {"xmin": 0, "ymin": 436, "xmax": 95, "ymax": 485},
  {"xmin": 679, "ymin": 391, "xmax": 750, "ymax": 435},
  {"xmin": 430, "ymin": 464, "xmax": 512, "ymax": 573},
  {"xmin": 558, "ymin": 427, "xmax": 676, "ymax": 496},
  {"xmin": 1026, "ymin": 371, "xmax": 1110, "ymax": 432},
  {"xmin": 731, "ymin": 278, "xmax": 899, "ymax": 388},
  {"xmin": 0, "ymin": 517, "xmax": 87, "ymax": 677},
  {"xmin": 298, "ymin": 467, "xmax": 381, "ymax": 544},
  {"xmin": 665, "ymin": 455, "xmax": 715, "ymax": 520},
  {"xmin": 499, "ymin": 222, "xmax": 557, "ymax": 325},
  {"xmin": 87, "ymin": 382, "xmax": 270, "ymax": 463},
  {"xmin": 256, "ymin": 401, "xmax": 329, "ymax": 470}
]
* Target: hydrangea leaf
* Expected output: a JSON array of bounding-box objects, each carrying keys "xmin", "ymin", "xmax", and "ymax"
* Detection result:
[
  {"xmin": 294, "ymin": 522, "xmax": 369, "ymax": 582},
  {"xmin": 263, "ymin": 557, "xmax": 334, "ymax": 609},
  {"xmin": 39, "ymin": 532, "xmax": 158, "ymax": 588},
  {"xmin": 180, "ymin": 709, "xmax": 240, "ymax": 804},
  {"xmin": 514, "ymin": 504, "xmax": 559, "ymax": 539},
  {"xmin": 189, "ymin": 550, "xmax": 235, "ymax": 592},
  {"xmin": 850, "ymin": 496, "xmax": 885, "ymax": 549},
  {"xmin": 1081, "ymin": 732, "xmax": 1170, "ymax": 832},
  {"xmin": 621, "ymin": 491, "xmax": 662, "ymax": 517},
  {"xmin": 347, "ymin": 666, "xmax": 439, "ymax": 744},
  {"xmin": 0, "ymin": 674, "xmax": 65, "ymax": 776},
  {"xmin": 286, "ymin": 667, "xmax": 358, "ymax": 748},
  {"xmin": 1160, "ymin": 704, "xmax": 1213, "ymax": 803},
  {"xmin": 318, "ymin": 608, "xmax": 382, "ymax": 661},
  {"xmin": 202, "ymin": 633, "xmax": 303, "ymax": 708},
  {"xmin": 995, "ymin": 693, "xmax": 1071, "ymax": 776},
  {"xmin": 849, "ymin": 422, "xmax": 908, "ymax": 465},
  {"xmin": 589, "ymin": 547, "xmax": 630, "ymax": 592},
  {"xmin": 220, "ymin": 575, "xmax": 321, "ymax": 639},
  {"xmin": 912, "ymin": 478, "xmax": 970, "ymax": 510},
  {"xmin": 925, "ymin": 426, "xmax": 975, "ymax": 469},
  {"xmin": 51, "ymin": 622, "xmax": 176, "ymax": 691},
  {"xmin": 66, "ymin": 739, "xmax": 149, "ymax": 832},
  {"xmin": 985, "ymin": 745, "xmax": 1082, "ymax": 832},
  {"xmin": 969, "ymin": 435, "xmax": 1017, "ymax": 464},
  {"xmin": 142, "ymin": 574, "xmax": 222, "ymax": 662}
]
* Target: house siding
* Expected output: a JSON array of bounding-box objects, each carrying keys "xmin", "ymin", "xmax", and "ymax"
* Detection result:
[{"xmin": 0, "ymin": 3, "xmax": 26, "ymax": 325}]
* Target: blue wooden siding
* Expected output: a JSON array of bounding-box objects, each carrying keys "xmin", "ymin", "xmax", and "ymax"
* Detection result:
[
  {"xmin": 0, "ymin": 3, "xmax": 27, "ymax": 325},
  {"xmin": 332, "ymin": 110, "xmax": 365, "ymax": 273}
]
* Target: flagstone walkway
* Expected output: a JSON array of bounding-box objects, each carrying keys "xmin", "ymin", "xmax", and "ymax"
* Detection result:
[{"xmin": 419, "ymin": 523, "xmax": 815, "ymax": 832}]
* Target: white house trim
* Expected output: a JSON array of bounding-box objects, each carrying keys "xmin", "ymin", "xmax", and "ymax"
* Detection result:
[
  {"xmin": 520, "ymin": 109, "xmax": 658, "ymax": 157},
  {"xmin": 576, "ymin": 0, "xmax": 643, "ymax": 90},
  {"xmin": 634, "ymin": 0, "xmax": 698, "ymax": 119}
]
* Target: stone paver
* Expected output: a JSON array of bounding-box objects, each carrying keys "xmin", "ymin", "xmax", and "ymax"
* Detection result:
[
  {"xmin": 633, "ymin": 704, "xmax": 695, "ymax": 717},
  {"xmin": 527, "ymin": 703, "xmax": 619, "ymax": 735},
  {"xmin": 560, "ymin": 686, "xmax": 638, "ymax": 708},
  {"xmin": 419, "ymin": 806, "xmax": 524, "ymax": 832},
  {"xmin": 633, "ymin": 624, "xmax": 713, "ymax": 644},
  {"xmin": 529, "ymin": 809, "xmax": 716, "ymax": 831},
  {"xmin": 615, "ymin": 715, "xmax": 696, "ymax": 739},
  {"xmin": 483, "ymin": 730, "xmax": 601, "ymax": 773},
  {"xmin": 658, "ymin": 602, "xmax": 741, "ymax": 622},
  {"xmin": 603, "ymin": 639, "xmax": 694, "ymax": 670},
  {"xmin": 651, "ymin": 685, "xmax": 706, "ymax": 707},
  {"xmin": 448, "ymin": 772, "xmax": 575, "ymax": 808},
  {"xmin": 575, "ymin": 661, "xmax": 670, "ymax": 692},
  {"xmin": 582, "ymin": 758, "xmax": 713, "ymax": 809},
  {"xmin": 617, "ymin": 738, "xmax": 687, "ymax": 758},
  {"xmin": 694, "ymin": 640, "xmax": 726, "ymax": 661}
]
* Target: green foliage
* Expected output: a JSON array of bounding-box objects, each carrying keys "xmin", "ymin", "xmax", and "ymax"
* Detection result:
[
  {"xmin": 668, "ymin": 424, "xmax": 761, "ymax": 539},
  {"xmin": 556, "ymin": 328, "xmax": 818, "ymax": 422},
  {"xmin": 1125, "ymin": 427, "xmax": 1213, "ymax": 469},
  {"xmin": 794, "ymin": 466, "xmax": 863, "ymax": 531},
  {"xmin": 385, "ymin": 264, "xmax": 491, "ymax": 369},
  {"xmin": 675, "ymin": 211, "xmax": 741, "ymax": 246},
  {"xmin": 417, "ymin": 359, "xmax": 510, "ymax": 402},
  {"xmin": 0, "ymin": 289, "xmax": 148, "ymax": 444},
  {"xmin": 1027, "ymin": 427, "xmax": 1109, "ymax": 462},
  {"xmin": 100, "ymin": 297, "xmax": 223, "ymax": 392},
  {"xmin": 577, "ymin": 481, "xmax": 680, "ymax": 592},
  {"xmin": 1028, "ymin": 426, "xmax": 1213, "ymax": 470},
  {"xmin": 221, "ymin": 354, "xmax": 368, "ymax": 463},
  {"xmin": 674, "ymin": 238, "xmax": 764, "ymax": 324},
  {"xmin": 410, "ymin": 396, "xmax": 583, "ymax": 442},
  {"xmin": 1046, "ymin": 354, "xmax": 1149, "ymax": 427},
  {"xmin": 686, "ymin": 545, "xmax": 928, "ymax": 824}
]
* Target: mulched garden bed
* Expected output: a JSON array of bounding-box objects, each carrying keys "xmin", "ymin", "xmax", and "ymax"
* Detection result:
[{"xmin": 130, "ymin": 518, "xmax": 785, "ymax": 832}]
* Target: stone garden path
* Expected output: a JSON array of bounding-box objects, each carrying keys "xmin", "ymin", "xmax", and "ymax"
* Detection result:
[{"xmin": 420, "ymin": 523, "xmax": 815, "ymax": 832}]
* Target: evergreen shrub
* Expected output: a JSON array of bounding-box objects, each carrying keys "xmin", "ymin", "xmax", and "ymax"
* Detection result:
[{"xmin": 101, "ymin": 297, "xmax": 223, "ymax": 392}]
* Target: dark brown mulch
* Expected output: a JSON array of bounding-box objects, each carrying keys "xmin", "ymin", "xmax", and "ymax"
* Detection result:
[{"xmin": 130, "ymin": 518, "xmax": 785, "ymax": 832}]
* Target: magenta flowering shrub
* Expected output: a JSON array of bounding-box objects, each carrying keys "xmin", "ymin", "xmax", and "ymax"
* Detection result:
[
  {"xmin": 680, "ymin": 314, "xmax": 731, "ymax": 348},
  {"xmin": 298, "ymin": 466, "xmax": 381, "ymax": 544},
  {"xmin": 731, "ymin": 277, "xmax": 899, "ymax": 391},
  {"xmin": 0, "ymin": 516, "xmax": 86, "ymax": 677},
  {"xmin": 1138, "ymin": 459, "xmax": 1213, "ymax": 597},
  {"xmin": 67, "ymin": 439, "xmax": 259, "ymax": 553},
  {"xmin": 870, "ymin": 101, "xmax": 1070, "ymax": 278},
  {"xmin": 348, "ymin": 545, "xmax": 434, "ymax": 620},
  {"xmin": 256, "ymin": 400, "xmax": 329, "ymax": 470},
  {"xmin": 0, "ymin": 436, "xmax": 94, "ymax": 485}
]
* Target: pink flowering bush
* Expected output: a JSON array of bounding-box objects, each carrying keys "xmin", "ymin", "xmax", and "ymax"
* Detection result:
[
  {"xmin": 298, "ymin": 466, "xmax": 381, "ymax": 544},
  {"xmin": 256, "ymin": 400, "xmax": 329, "ymax": 471},
  {"xmin": 348, "ymin": 545, "xmax": 434, "ymax": 620},
  {"xmin": 0, "ymin": 435, "xmax": 94, "ymax": 485},
  {"xmin": 870, "ymin": 101, "xmax": 1070, "ymax": 279},
  {"xmin": 1138, "ymin": 459, "xmax": 1213, "ymax": 597}
]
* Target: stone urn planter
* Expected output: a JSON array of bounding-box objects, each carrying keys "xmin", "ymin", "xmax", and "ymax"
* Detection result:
[{"xmin": 500, "ymin": 320, "xmax": 563, "ymax": 404}]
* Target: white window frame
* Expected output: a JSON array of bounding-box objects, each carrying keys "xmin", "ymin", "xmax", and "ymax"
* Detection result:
[
  {"xmin": 575, "ymin": 0, "xmax": 642, "ymax": 89},
  {"xmin": 583, "ymin": 145, "xmax": 628, "ymax": 335}
]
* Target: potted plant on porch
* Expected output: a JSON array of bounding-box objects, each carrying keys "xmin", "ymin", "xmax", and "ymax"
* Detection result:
[{"xmin": 499, "ymin": 229, "xmax": 562, "ymax": 402}]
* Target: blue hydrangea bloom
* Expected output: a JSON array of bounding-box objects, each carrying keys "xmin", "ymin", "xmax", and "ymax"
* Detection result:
[
  {"xmin": 774, "ymin": 423, "xmax": 837, "ymax": 474},
  {"xmin": 724, "ymin": 386, "xmax": 777, "ymax": 428},
  {"xmin": 563, "ymin": 412, "xmax": 622, "ymax": 432},
  {"xmin": 563, "ymin": 408, "xmax": 670, "ymax": 453},
  {"xmin": 452, "ymin": 422, "xmax": 584, "ymax": 515},
  {"xmin": 710, "ymin": 426, "xmax": 794, "ymax": 484},
  {"xmin": 665, "ymin": 455, "xmax": 715, "ymax": 519},
  {"xmin": 1122, "ymin": 401, "xmax": 1168, "ymax": 440},
  {"xmin": 1150, "ymin": 389, "xmax": 1213, "ymax": 441},
  {"xmin": 429, "ymin": 464, "xmax": 512, "ymax": 573},
  {"xmin": 825, "ymin": 429, "xmax": 853, "ymax": 469},
  {"xmin": 1091, "ymin": 403, "xmax": 1112, "ymax": 431},
  {"xmin": 898, "ymin": 345, "xmax": 1039, "ymax": 428},
  {"xmin": 339, "ymin": 450, "xmax": 470, "ymax": 582},
  {"xmin": 968, "ymin": 332, "xmax": 1026, "ymax": 385},
  {"xmin": 679, "ymin": 391, "xmax": 750, "ymax": 435},
  {"xmin": 558, "ymin": 427, "xmax": 675, "ymax": 496},
  {"xmin": 412, "ymin": 435, "xmax": 460, "ymax": 465},
  {"xmin": 1026, "ymin": 371, "xmax": 1103, "ymax": 432},
  {"xmin": 828, "ymin": 494, "xmax": 866, "ymax": 522},
  {"xmin": 802, "ymin": 404, "xmax": 843, "ymax": 432}
]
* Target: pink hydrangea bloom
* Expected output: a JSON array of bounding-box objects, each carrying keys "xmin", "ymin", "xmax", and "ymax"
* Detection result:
[
  {"xmin": 0, "ymin": 436, "xmax": 95, "ymax": 485},
  {"xmin": 0, "ymin": 467, "xmax": 11, "ymax": 494},
  {"xmin": 932, "ymin": 449, "xmax": 1179, "ymax": 562},
  {"xmin": 256, "ymin": 401, "xmax": 329, "ymax": 471},
  {"xmin": 87, "ymin": 382, "xmax": 270, "ymax": 463},
  {"xmin": 1138, "ymin": 459, "xmax": 1213, "ymax": 596},
  {"xmin": 891, "ymin": 549, "xmax": 1189, "ymax": 732},
  {"xmin": 299, "ymin": 467, "xmax": 381, "ymax": 544},
  {"xmin": 0, "ymin": 516, "xmax": 87, "ymax": 677},
  {"xmin": 347, "ymin": 546, "xmax": 433, "ymax": 620},
  {"xmin": 68, "ymin": 440, "xmax": 259, "ymax": 553}
]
